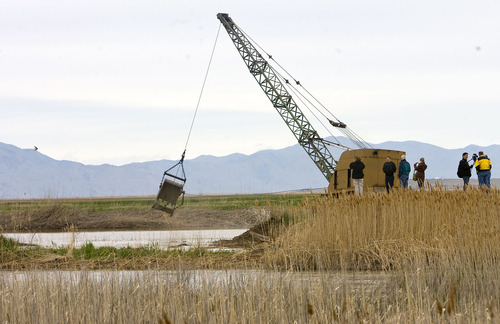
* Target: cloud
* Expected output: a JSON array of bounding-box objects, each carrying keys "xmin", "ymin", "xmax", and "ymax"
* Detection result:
[{"xmin": 1, "ymin": 0, "xmax": 499, "ymax": 164}]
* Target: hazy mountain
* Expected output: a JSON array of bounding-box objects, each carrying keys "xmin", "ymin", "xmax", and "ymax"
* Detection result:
[{"xmin": 0, "ymin": 139, "xmax": 497, "ymax": 199}]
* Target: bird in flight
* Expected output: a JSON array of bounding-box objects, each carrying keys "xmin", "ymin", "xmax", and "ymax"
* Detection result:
[{"xmin": 34, "ymin": 146, "xmax": 38, "ymax": 151}]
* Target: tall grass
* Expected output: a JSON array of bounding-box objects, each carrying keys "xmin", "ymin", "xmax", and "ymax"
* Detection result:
[
  {"xmin": 259, "ymin": 187, "xmax": 500, "ymax": 322},
  {"xmin": 1, "ymin": 187, "xmax": 499, "ymax": 322},
  {"xmin": 264, "ymin": 187, "xmax": 500, "ymax": 272},
  {"xmin": 0, "ymin": 268, "xmax": 497, "ymax": 323}
]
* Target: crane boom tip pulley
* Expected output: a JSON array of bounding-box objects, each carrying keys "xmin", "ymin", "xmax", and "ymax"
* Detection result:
[{"xmin": 329, "ymin": 120, "xmax": 347, "ymax": 128}]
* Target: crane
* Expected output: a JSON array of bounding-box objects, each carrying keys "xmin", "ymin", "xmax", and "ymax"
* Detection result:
[
  {"xmin": 217, "ymin": 13, "xmax": 345, "ymax": 182},
  {"xmin": 217, "ymin": 13, "xmax": 405, "ymax": 194}
]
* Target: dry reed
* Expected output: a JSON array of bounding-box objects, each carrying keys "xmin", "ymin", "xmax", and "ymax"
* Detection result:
[
  {"xmin": 264, "ymin": 186, "xmax": 500, "ymax": 272},
  {"xmin": 260, "ymin": 186, "xmax": 500, "ymax": 322},
  {"xmin": 1, "ymin": 186, "xmax": 498, "ymax": 322},
  {"xmin": 0, "ymin": 268, "xmax": 497, "ymax": 323}
]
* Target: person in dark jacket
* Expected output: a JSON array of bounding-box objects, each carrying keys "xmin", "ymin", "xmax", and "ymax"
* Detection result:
[
  {"xmin": 457, "ymin": 152, "xmax": 473, "ymax": 190},
  {"xmin": 382, "ymin": 156, "xmax": 397, "ymax": 193},
  {"xmin": 349, "ymin": 156, "xmax": 365, "ymax": 196},
  {"xmin": 414, "ymin": 158, "xmax": 427, "ymax": 189},
  {"xmin": 398, "ymin": 155, "xmax": 411, "ymax": 189}
]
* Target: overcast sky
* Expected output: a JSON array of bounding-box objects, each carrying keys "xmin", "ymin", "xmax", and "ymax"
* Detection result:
[{"xmin": 1, "ymin": 0, "xmax": 499, "ymax": 165}]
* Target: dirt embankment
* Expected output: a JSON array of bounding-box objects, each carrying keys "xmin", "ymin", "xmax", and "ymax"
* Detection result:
[
  {"xmin": 0, "ymin": 201, "xmax": 281, "ymax": 253},
  {"xmin": 0, "ymin": 205, "xmax": 270, "ymax": 233}
]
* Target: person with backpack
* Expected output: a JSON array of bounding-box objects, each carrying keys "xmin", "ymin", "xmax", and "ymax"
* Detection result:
[
  {"xmin": 398, "ymin": 155, "xmax": 411, "ymax": 189},
  {"xmin": 414, "ymin": 158, "xmax": 427, "ymax": 189},
  {"xmin": 457, "ymin": 152, "xmax": 474, "ymax": 190}
]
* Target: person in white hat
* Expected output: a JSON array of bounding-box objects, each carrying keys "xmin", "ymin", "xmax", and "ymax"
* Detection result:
[{"xmin": 398, "ymin": 155, "xmax": 411, "ymax": 189}]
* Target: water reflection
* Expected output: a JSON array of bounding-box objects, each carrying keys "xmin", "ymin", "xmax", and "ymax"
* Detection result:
[
  {"xmin": 3, "ymin": 229, "xmax": 247, "ymax": 249},
  {"xmin": 0, "ymin": 269, "xmax": 391, "ymax": 293}
]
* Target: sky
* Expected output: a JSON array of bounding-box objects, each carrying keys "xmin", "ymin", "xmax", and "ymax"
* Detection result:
[{"xmin": 1, "ymin": 0, "xmax": 499, "ymax": 166}]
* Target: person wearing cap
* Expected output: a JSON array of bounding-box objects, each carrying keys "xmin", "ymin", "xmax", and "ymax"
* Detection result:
[
  {"xmin": 457, "ymin": 152, "xmax": 474, "ymax": 190},
  {"xmin": 398, "ymin": 154, "xmax": 411, "ymax": 189},
  {"xmin": 474, "ymin": 151, "xmax": 492, "ymax": 188},
  {"xmin": 349, "ymin": 156, "xmax": 365, "ymax": 196}
]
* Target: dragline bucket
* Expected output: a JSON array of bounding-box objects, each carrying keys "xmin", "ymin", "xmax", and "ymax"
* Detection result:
[{"xmin": 152, "ymin": 153, "xmax": 186, "ymax": 215}]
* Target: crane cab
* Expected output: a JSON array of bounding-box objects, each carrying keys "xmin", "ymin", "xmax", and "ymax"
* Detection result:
[{"xmin": 328, "ymin": 149, "xmax": 406, "ymax": 194}]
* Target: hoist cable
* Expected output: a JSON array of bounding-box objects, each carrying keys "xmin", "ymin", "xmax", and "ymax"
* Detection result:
[
  {"xmin": 280, "ymin": 69, "xmax": 372, "ymax": 149},
  {"xmin": 183, "ymin": 23, "xmax": 222, "ymax": 153},
  {"xmin": 273, "ymin": 57, "xmax": 373, "ymax": 149},
  {"xmin": 161, "ymin": 23, "xmax": 221, "ymax": 184},
  {"xmin": 244, "ymin": 31, "xmax": 343, "ymax": 124},
  {"xmin": 237, "ymin": 24, "xmax": 373, "ymax": 149},
  {"xmin": 272, "ymin": 65, "xmax": 361, "ymax": 149},
  {"xmin": 273, "ymin": 66, "xmax": 343, "ymax": 145},
  {"xmin": 277, "ymin": 65, "xmax": 371, "ymax": 149}
]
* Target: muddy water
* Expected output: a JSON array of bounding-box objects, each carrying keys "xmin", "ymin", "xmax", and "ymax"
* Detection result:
[
  {"xmin": 0, "ymin": 269, "xmax": 392, "ymax": 294},
  {"xmin": 3, "ymin": 229, "xmax": 248, "ymax": 249}
]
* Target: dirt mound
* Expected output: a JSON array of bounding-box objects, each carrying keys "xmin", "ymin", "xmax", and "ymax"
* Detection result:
[{"xmin": 215, "ymin": 217, "xmax": 286, "ymax": 248}]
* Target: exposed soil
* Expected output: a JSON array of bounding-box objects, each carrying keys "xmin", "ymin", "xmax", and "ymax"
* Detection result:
[
  {"xmin": 0, "ymin": 206, "xmax": 269, "ymax": 233},
  {"xmin": 0, "ymin": 203, "xmax": 281, "ymax": 253},
  {"xmin": 215, "ymin": 217, "xmax": 285, "ymax": 248}
]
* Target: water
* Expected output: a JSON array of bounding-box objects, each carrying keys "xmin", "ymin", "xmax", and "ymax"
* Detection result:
[
  {"xmin": 3, "ymin": 229, "xmax": 247, "ymax": 249},
  {"xmin": 0, "ymin": 269, "xmax": 391, "ymax": 293}
]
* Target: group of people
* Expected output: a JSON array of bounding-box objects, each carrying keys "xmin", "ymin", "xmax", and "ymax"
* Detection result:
[
  {"xmin": 457, "ymin": 151, "xmax": 492, "ymax": 190},
  {"xmin": 349, "ymin": 151, "xmax": 492, "ymax": 196},
  {"xmin": 349, "ymin": 154, "xmax": 427, "ymax": 195},
  {"xmin": 382, "ymin": 155, "xmax": 427, "ymax": 193}
]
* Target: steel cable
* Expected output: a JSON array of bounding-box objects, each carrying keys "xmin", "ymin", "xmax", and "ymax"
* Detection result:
[{"xmin": 183, "ymin": 23, "xmax": 222, "ymax": 153}]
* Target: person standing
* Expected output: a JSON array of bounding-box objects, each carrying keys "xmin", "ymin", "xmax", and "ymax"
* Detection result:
[
  {"xmin": 382, "ymin": 156, "xmax": 397, "ymax": 193},
  {"xmin": 474, "ymin": 151, "xmax": 492, "ymax": 188},
  {"xmin": 398, "ymin": 155, "xmax": 411, "ymax": 189},
  {"xmin": 457, "ymin": 152, "xmax": 473, "ymax": 190},
  {"xmin": 350, "ymin": 156, "xmax": 365, "ymax": 196},
  {"xmin": 414, "ymin": 158, "xmax": 427, "ymax": 189}
]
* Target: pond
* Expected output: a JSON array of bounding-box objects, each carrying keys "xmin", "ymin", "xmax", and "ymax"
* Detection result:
[{"xmin": 2, "ymin": 229, "xmax": 248, "ymax": 249}]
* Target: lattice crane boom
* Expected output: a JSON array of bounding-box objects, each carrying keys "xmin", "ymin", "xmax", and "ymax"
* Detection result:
[{"xmin": 217, "ymin": 13, "xmax": 338, "ymax": 182}]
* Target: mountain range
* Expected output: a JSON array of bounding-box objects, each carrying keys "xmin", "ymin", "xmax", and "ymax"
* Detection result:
[{"xmin": 0, "ymin": 139, "xmax": 497, "ymax": 199}]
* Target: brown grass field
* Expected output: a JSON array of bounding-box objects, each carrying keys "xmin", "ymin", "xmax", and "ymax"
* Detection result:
[{"xmin": 1, "ymin": 185, "xmax": 499, "ymax": 322}]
